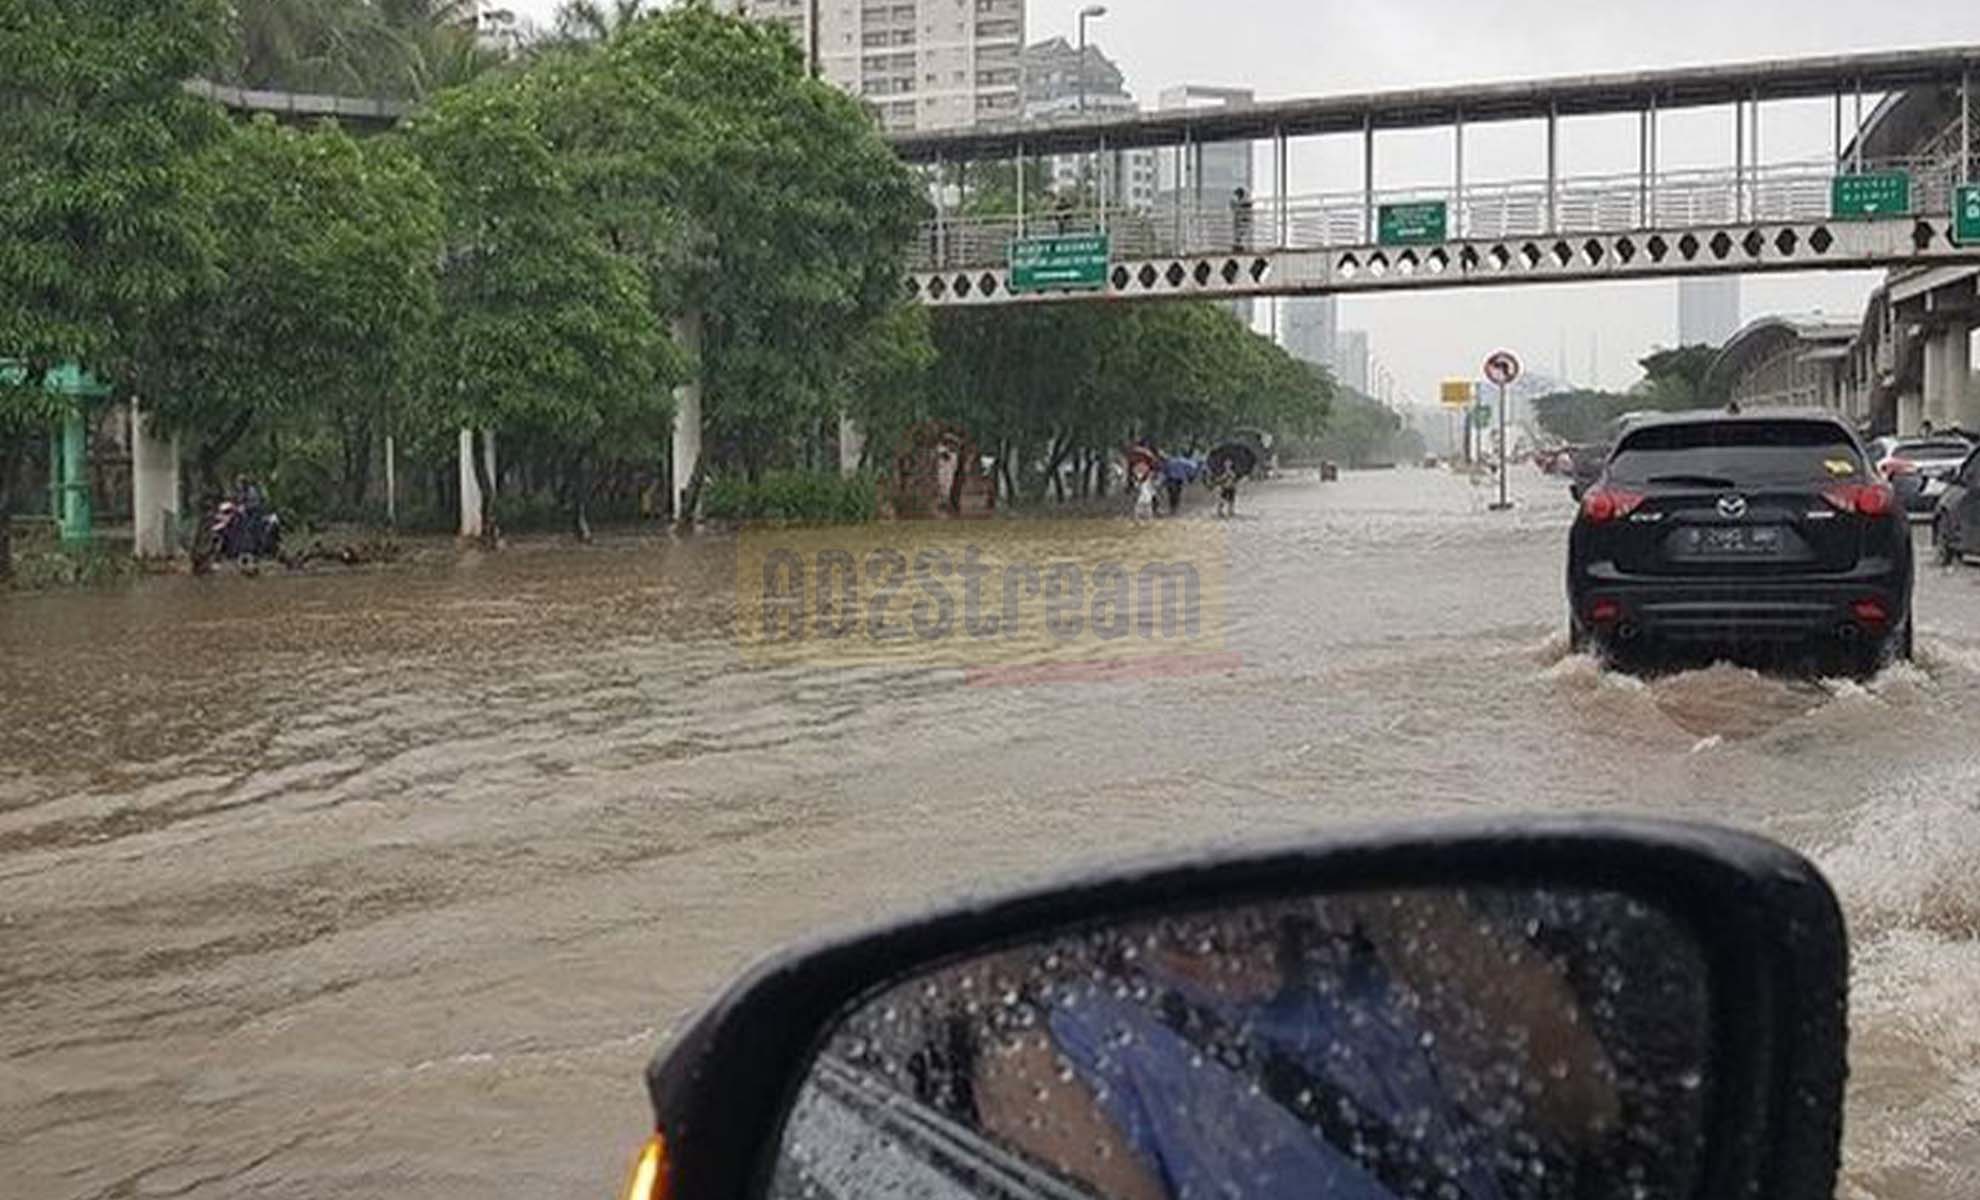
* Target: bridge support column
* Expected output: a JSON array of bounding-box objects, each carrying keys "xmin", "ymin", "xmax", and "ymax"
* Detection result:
[
  {"xmin": 1925, "ymin": 324, "xmax": 1973, "ymax": 430},
  {"xmin": 671, "ymin": 310, "xmax": 704, "ymax": 519},
  {"xmin": 1898, "ymin": 390, "xmax": 1925, "ymax": 437},
  {"xmin": 130, "ymin": 397, "xmax": 180, "ymax": 559}
]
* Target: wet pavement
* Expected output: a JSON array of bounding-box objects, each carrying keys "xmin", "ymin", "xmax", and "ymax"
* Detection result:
[{"xmin": 3, "ymin": 466, "xmax": 1978, "ymax": 1199}]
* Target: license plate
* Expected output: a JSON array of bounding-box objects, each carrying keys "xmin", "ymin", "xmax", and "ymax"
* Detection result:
[{"xmin": 1675, "ymin": 526, "xmax": 1785, "ymax": 557}]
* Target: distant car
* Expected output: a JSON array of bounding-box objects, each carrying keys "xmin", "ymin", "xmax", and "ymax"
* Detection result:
[
  {"xmin": 1567, "ymin": 409, "xmax": 1913, "ymax": 675},
  {"xmin": 1930, "ymin": 445, "xmax": 1980, "ymax": 564},
  {"xmin": 1867, "ymin": 435, "xmax": 1974, "ymax": 515}
]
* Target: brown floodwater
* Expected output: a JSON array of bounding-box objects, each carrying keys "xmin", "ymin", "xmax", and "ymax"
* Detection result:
[{"xmin": 3, "ymin": 466, "xmax": 1977, "ymax": 1198}]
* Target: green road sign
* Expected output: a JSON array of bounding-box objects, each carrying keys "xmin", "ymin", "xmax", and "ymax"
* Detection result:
[
  {"xmin": 1470, "ymin": 403, "xmax": 1493, "ymax": 429},
  {"xmin": 1009, "ymin": 234, "xmax": 1111, "ymax": 293},
  {"xmin": 1378, "ymin": 201, "xmax": 1448, "ymax": 246},
  {"xmin": 1831, "ymin": 172, "xmax": 1911, "ymax": 219},
  {"xmin": 1956, "ymin": 184, "xmax": 1980, "ymax": 247}
]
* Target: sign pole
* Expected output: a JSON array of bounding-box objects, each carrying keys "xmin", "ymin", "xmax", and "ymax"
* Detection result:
[
  {"xmin": 1495, "ymin": 380, "xmax": 1511, "ymax": 510},
  {"xmin": 1481, "ymin": 350, "xmax": 1521, "ymax": 511}
]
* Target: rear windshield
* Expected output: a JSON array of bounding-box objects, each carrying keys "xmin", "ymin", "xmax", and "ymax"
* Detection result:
[{"xmin": 1608, "ymin": 421, "xmax": 1864, "ymax": 487}]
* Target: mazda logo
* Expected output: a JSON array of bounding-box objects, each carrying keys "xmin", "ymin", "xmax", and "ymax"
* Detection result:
[{"xmin": 1717, "ymin": 495, "xmax": 1749, "ymax": 519}]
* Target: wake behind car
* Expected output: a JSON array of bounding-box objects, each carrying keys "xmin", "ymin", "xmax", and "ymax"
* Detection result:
[{"xmin": 1568, "ymin": 409, "xmax": 1913, "ymax": 674}]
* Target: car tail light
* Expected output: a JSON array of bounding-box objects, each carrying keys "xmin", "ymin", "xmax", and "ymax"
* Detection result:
[
  {"xmin": 1882, "ymin": 458, "xmax": 1918, "ymax": 478},
  {"xmin": 1587, "ymin": 597, "xmax": 1624, "ymax": 626},
  {"xmin": 1851, "ymin": 598, "xmax": 1891, "ymax": 627},
  {"xmin": 1580, "ymin": 487, "xmax": 1646, "ymax": 524},
  {"xmin": 1824, "ymin": 482, "xmax": 1896, "ymax": 517},
  {"xmin": 621, "ymin": 1133, "xmax": 672, "ymax": 1200}
]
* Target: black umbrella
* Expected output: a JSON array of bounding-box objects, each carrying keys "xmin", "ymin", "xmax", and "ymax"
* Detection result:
[{"xmin": 1208, "ymin": 442, "xmax": 1260, "ymax": 478}]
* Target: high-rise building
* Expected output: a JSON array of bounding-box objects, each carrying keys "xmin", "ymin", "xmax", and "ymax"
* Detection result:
[
  {"xmin": 1679, "ymin": 277, "xmax": 1743, "ymax": 348},
  {"xmin": 1282, "ymin": 297, "xmax": 1338, "ymax": 370},
  {"xmin": 1021, "ymin": 37, "xmax": 1157, "ymax": 211},
  {"xmin": 740, "ymin": 0, "xmax": 1025, "ymax": 133},
  {"xmin": 1336, "ymin": 330, "xmax": 1371, "ymax": 395}
]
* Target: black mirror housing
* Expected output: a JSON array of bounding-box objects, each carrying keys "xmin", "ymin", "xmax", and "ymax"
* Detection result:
[{"xmin": 640, "ymin": 817, "xmax": 1846, "ymax": 1200}]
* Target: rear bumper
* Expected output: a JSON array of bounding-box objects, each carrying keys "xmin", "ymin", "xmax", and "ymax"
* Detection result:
[{"xmin": 1570, "ymin": 563, "xmax": 1910, "ymax": 645}]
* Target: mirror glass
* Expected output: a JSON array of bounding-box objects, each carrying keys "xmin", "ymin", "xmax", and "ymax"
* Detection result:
[{"xmin": 766, "ymin": 887, "xmax": 1712, "ymax": 1200}]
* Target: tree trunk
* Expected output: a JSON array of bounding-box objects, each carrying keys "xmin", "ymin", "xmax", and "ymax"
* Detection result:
[
  {"xmin": 0, "ymin": 435, "xmax": 22, "ymax": 581},
  {"xmin": 569, "ymin": 452, "xmax": 594, "ymax": 543},
  {"xmin": 998, "ymin": 443, "xmax": 1016, "ymax": 506},
  {"xmin": 675, "ymin": 458, "xmax": 707, "ymax": 533},
  {"xmin": 469, "ymin": 431, "xmax": 498, "ymax": 548},
  {"xmin": 1043, "ymin": 434, "xmax": 1072, "ymax": 504},
  {"xmin": 341, "ymin": 418, "xmax": 372, "ymax": 512}
]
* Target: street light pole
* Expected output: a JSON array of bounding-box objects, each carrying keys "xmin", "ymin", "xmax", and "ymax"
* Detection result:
[
  {"xmin": 1077, "ymin": 7, "xmax": 1107, "ymax": 116},
  {"xmin": 1076, "ymin": 6, "xmax": 1107, "ymax": 205}
]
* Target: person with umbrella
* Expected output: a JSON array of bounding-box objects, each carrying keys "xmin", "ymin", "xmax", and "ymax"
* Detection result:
[
  {"xmin": 1161, "ymin": 454, "xmax": 1198, "ymax": 516},
  {"xmin": 1207, "ymin": 442, "xmax": 1258, "ymax": 518}
]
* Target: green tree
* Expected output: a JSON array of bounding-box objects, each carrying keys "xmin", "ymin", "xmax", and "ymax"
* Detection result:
[
  {"xmin": 561, "ymin": 5, "xmax": 924, "ymax": 479},
  {"xmin": 0, "ymin": 0, "xmax": 229, "ymax": 577},
  {"xmin": 141, "ymin": 118, "xmax": 444, "ymax": 507},
  {"xmin": 411, "ymin": 78, "xmax": 678, "ymax": 541}
]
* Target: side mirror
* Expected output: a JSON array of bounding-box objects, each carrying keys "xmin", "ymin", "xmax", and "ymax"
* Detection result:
[
  {"xmin": 629, "ymin": 819, "xmax": 1846, "ymax": 1200},
  {"xmin": 1568, "ymin": 481, "xmax": 1586, "ymax": 502}
]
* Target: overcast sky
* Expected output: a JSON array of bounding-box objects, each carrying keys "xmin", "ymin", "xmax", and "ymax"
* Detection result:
[{"xmin": 506, "ymin": 0, "xmax": 1980, "ymax": 405}]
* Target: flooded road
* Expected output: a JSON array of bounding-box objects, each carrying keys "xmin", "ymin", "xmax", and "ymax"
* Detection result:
[{"xmin": 4, "ymin": 466, "xmax": 1978, "ymax": 1199}]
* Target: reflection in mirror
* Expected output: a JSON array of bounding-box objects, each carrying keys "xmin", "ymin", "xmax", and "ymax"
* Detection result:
[{"xmin": 766, "ymin": 888, "xmax": 1712, "ymax": 1200}]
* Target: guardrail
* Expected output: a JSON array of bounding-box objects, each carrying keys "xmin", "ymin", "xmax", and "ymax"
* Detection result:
[{"xmin": 911, "ymin": 157, "xmax": 1966, "ymax": 272}]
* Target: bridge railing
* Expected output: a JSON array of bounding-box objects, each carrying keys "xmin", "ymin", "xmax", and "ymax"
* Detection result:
[{"xmin": 909, "ymin": 157, "xmax": 1959, "ymax": 273}]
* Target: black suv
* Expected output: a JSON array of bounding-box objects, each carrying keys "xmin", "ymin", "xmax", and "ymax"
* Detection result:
[{"xmin": 1567, "ymin": 410, "xmax": 1913, "ymax": 673}]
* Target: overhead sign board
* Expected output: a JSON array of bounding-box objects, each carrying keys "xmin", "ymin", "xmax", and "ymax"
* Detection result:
[
  {"xmin": 1831, "ymin": 172, "xmax": 1911, "ymax": 219},
  {"xmin": 1008, "ymin": 234, "xmax": 1111, "ymax": 294},
  {"xmin": 1378, "ymin": 201, "xmax": 1449, "ymax": 246},
  {"xmin": 1956, "ymin": 184, "xmax": 1980, "ymax": 247},
  {"xmin": 1483, "ymin": 351, "xmax": 1522, "ymax": 387},
  {"xmin": 1440, "ymin": 379, "xmax": 1476, "ymax": 409}
]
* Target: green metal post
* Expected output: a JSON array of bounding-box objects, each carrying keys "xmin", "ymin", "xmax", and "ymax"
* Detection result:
[{"xmin": 59, "ymin": 403, "xmax": 92, "ymax": 545}]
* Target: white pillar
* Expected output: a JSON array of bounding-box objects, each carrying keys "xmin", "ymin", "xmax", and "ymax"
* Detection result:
[
  {"xmin": 1926, "ymin": 324, "xmax": 1974, "ymax": 431},
  {"xmin": 838, "ymin": 411, "xmax": 865, "ymax": 478},
  {"xmin": 458, "ymin": 428, "xmax": 483, "ymax": 539},
  {"xmin": 1898, "ymin": 391, "xmax": 1925, "ymax": 436},
  {"xmin": 671, "ymin": 310, "xmax": 704, "ymax": 518},
  {"xmin": 129, "ymin": 398, "xmax": 180, "ymax": 559}
]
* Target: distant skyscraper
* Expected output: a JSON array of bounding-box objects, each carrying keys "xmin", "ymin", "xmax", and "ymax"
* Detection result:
[
  {"xmin": 1679, "ymin": 278, "xmax": 1743, "ymax": 348},
  {"xmin": 740, "ymin": 0, "xmax": 1025, "ymax": 132},
  {"xmin": 1283, "ymin": 297, "xmax": 1338, "ymax": 370},
  {"xmin": 1336, "ymin": 330, "xmax": 1370, "ymax": 395},
  {"xmin": 1022, "ymin": 38, "xmax": 1157, "ymax": 211}
]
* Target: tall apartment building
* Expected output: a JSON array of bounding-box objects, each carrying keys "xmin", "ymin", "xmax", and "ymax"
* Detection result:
[
  {"xmin": 1022, "ymin": 37, "xmax": 1157, "ymax": 211},
  {"xmin": 742, "ymin": 0, "xmax": 1025, "ymax": 133},
  {"xmin": 1282, "ymin": 296, "xmax": 1339, "ymax": 371},
  {"xmin": 1336, "ymin": 330, "xmax": 1371, "ymax": 395},
  {"xmin": 1154, "ymin": 85, "xmax": 1255, "ymax": 206}
]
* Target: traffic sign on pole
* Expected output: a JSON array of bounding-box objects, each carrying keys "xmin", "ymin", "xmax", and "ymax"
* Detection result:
[
  {"xmin": 1440, "ymin": 379, "xmax": 1475, "ymax": 409},
  {"xmin": 1956, "ymin": 185, "xmax": 1980, "ymax": 247},
  {"xmin": 1482, "ymin": 351, "xmax": 1519, "ymax": 511},
  {"xmin": 1483, "ymin": 351, "xmax": 1521, "ymax": 387}
]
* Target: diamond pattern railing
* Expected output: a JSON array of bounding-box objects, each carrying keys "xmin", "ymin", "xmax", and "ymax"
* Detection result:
[{"xmin": 910, "ymin": 158, "xmax": 1962, "ymax": 274}]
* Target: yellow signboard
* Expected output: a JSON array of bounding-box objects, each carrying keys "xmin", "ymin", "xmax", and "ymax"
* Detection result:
[{"xmin": 1440, "ymin": 380, "xmax": 1475, "ymax": 409}]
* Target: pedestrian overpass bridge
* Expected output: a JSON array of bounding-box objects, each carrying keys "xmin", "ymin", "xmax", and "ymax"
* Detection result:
[{"xmin": 892, "ymin": 46, "xmax": 1980, "ymax": 307}]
